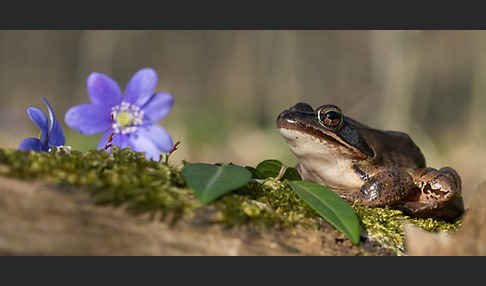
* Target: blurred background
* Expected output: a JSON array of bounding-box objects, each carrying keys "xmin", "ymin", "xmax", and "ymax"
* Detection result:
[{"xmin": 0, "ymin": 30, "xmax": 484, "ymax": 202}]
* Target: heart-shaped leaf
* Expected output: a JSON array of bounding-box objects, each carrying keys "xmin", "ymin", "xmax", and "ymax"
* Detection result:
[
  {"xmin": 286, "ymin": 180, "xmax": 361, "ymax": 245},
  {"xmin": 244, "ymin": 166, "xmax": 259, "ymax": 178},
  {"xmin": 255, "ymin": 159, "xmax": 283, "ymax": 178},
  {"xmin": 181, "ymin": 163, "xmax": 252, "ymax": 204},
  {"xmin": 253, "ymin": 159, "xmax": 302, "ymax": 181},
  {"xmin": 282, "ymin": 167, "xmax": 302, "ymax": 181}
]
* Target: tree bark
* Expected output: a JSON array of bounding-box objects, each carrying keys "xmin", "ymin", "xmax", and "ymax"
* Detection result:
[{"xmin": 0, "ymin": 177, "xmax": 392, "ymax": 256}]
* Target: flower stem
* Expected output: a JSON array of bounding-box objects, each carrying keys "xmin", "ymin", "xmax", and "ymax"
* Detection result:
[
  {"xmin": 104, "ymin": 131, "xmax": 116, "ymax": 151},
  {"xmin": 164, "ymin": 141, "xmax": 181, "ymax": 164},
  {"xmin": 275, "ymin": 166, "xmax": 287, "ymax": 181}
]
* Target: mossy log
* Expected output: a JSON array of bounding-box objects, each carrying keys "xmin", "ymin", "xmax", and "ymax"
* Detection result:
[
  {"xmin": 0, "ymin": 148, "xmax": 459, "ymax": 256},
  {"xmin": 0, "ymin": 177, "xmax": 395, "ymax": 256}
]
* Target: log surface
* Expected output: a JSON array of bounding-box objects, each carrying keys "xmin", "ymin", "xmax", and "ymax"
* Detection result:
[{"xmin": 0, "ymin": 177, "xmax": 393, "ymax": 256}]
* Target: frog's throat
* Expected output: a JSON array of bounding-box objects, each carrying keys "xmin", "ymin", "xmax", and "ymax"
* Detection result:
[{"xmin": 282, "ymin": 130, "xmax": 365, "ymax": 190}]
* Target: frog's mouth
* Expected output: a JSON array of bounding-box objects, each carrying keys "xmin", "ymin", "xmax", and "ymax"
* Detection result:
[
  {"xmin": 278, "ymin": 118, "xmax": 346, "ymax": 147},
  {"xmin": 277, "ymin": 105, "xmax": 375, "ymax": 159}
]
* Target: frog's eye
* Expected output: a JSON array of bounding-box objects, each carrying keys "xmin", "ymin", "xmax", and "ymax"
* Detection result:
[
  {"xmin": 325, "ymin": 111, "xmax": 340, "ymax": 120},
  {"xmin": 317, "ymin": 105, "xmax": 343, "ymax": 129}
]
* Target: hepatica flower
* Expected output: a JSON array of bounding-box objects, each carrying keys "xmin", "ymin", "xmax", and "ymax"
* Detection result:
[
  {"xmin": 19, "ymin": 97, "xmax": 65, "ymax": 152},
  {"xmin": 65, "ymin": 68, "xmax": 174, "ymax": 160}
]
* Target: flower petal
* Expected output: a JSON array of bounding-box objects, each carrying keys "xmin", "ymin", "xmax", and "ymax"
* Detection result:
[
  {"xmin": 27, "ymin": 107, "xmax": 48, "ymax": 132},
  {"xmin": 64, "ymin": 104, "xmax": 112, "ymax": 135},
  {"xmin": 87, "ymin": 72, "xmax": 123, "ymax": 107},
  {"xmin": 127, "ymin": 125, "xmax": 173, "ymax": 161},
  {"xmin": 27, "ymin": 107, "xmax": 49, "ymax": 145},
  {"xmin": 139, "ymin": 124, "xmax": 173, "ymax": 152},
  {"xmin": 18, "ymin": 137, "xmax": 43, "ymax": 152},
  {"xmin": 111, "ymin": 133, "xmax": 130, "ymax": 149},
  {"xmin": 97, "ymin": 131, "xmax": 130, "ymax": 151},
  {"xmin": 140, "ymin": 93, "xmax": 174, "ymax": 123},
  {"xmin": 39, "ymin": 97, "xmax": 65, "ymax": 147},
  {"xmin": 41, "ymin": 97, "xmax": 56, "ymax": 130},
  {"xmin": 49, "ymin": 120, "xmax": 65, "ymax": 147},
  {"xmin": 128, "ymin": 136, "xmax": 160, "ymax": 161},
  {"xmin": 123, "ymin": 68, "xmax": 158, "ymax": 106}
]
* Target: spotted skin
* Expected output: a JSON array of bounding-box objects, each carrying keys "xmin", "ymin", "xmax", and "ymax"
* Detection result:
[
  {"xmin": 331, "ymin": 165, "xmax": 463, "ymax": 221},
  {"xmin": 335, "ymin": 167, "xmax": 415, "ymax": 208}
]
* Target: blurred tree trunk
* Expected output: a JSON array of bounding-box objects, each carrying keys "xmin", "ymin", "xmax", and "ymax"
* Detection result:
[
  {"xmin": 468, "ymin": 32, "xmax": 486, "ymax": 141},
  {"xmin": 74, "ymin": 31, "xmax": 120, "ymax": 102},
  {"xmin": 253, "ymin": 31, "xmax": 278, "ymax": 128},
  {"xmin": 370, "ymin": 31, "xmax": 420, "ymax": 132}
]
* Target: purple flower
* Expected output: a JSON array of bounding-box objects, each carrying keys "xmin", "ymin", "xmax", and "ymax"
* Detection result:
[
  {"xmin": 19, "ymin": 97, "xmax": 66, "ymax": 152},
  {"xmin": 65, "ymin": 68, "xmax": 174, "ymax": 160}
]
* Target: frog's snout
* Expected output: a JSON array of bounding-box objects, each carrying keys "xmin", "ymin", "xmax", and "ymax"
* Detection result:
[
  {"xmin": 276, "ymin": 109, "xmax": 293, "ymax": 128},
  {"xmin": 277, "ymin": 102, "xmax": 314, "ymax": 128}
]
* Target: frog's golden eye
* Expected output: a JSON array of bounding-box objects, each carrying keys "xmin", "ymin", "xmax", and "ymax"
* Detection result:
[{"xmin": 317, "ymin": 106, "xmax": 343, "ymax": 129}]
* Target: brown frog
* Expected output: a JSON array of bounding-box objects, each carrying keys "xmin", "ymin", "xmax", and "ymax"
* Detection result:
[{"xmin": 277, "ymin": 103, "xmax": 464, "ymax": 221}]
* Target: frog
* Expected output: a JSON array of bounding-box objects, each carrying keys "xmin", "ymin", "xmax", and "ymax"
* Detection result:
[{"xmin": 277, "ymin": 102, "xmax": 464, "ymax": 221}]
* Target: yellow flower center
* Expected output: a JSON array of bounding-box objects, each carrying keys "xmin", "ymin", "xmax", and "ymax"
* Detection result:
[
  {"xmin": 111, "ymin": 101, "xmax": 144, "ymax": 135},
  {"xmin": 116, "ymin": 112, "xmax": 133, "ymax": 127}
]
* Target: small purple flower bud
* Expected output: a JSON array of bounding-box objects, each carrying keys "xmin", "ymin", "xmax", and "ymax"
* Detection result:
[{"xmin": 19, "ymin": 97, "xmax": 66, "ymax": 152}]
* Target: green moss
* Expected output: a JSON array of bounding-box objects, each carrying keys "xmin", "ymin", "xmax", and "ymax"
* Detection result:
[
  {"xmin": 0, "ymin": 147, "xmax": 196, "ymax": 221},
  {"xmin": 353, "ymin": 203, "xmax": 462, "ymax": 256},
  {"xmin": 0, "ymin": 147, "xmax": 319, "ymax": 230},
  {"xmin": 215, "ymin": 179, "xmax": 320, "ymax": 229},
  {"xmin": 0, "ymin": 147, "xmax": 461, "ymax": 255}
]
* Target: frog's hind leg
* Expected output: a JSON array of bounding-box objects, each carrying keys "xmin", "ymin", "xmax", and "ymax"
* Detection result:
[
  {"xmin": 336, "ymin": 167, "xmax": 416, "ymax": 208},
  {"xmin": 400, "ymin": 167, "xmax": 464, "ymax": 221},
  {"xmin": 413, "ymin": 167, "xmax": 462, "ymax": 200}
]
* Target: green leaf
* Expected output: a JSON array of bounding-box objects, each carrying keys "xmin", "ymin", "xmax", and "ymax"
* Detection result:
[
  {"xmin": 244, "ymin": 166, "xmax": 259, "ymax": 178},
  {"xmin": 181, "ymin": 163, "xmax": 252, "ymax": 204},
  {"xmin": 255, "ymin": 159, "xmax": 283, "ymax": 179},
  {"xmin": 282, "ymin": 167, "xmax": 302, "ymax": 181},
  {"xmin": 286, "ymin": 180, "xmax": 361, "ymax": 245},
  {"xmin": 253, "ymin": 159, "xmax": 302, "ymax": 180}
]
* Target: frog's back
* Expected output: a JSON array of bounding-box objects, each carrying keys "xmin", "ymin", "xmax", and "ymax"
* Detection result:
[{"xmin": 364, "ymin": 128, "xmax": 426, "ymax": 169}]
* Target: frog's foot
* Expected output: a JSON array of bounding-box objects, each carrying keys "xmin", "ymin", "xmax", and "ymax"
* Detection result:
[
  {"xmin": 336, "ymin": 168, "xmax": 415, "ymax": 208},
  {"xmin": 400, "ymin": 167, "xmax": 464, "ymax": 221},
  {"xmin": 413, "ymin": 167, "xmax": 462, "ymax": 203}
]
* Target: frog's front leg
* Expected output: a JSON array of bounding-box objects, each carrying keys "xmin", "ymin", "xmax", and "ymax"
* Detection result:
[{"xmin": 336, "ymin": 167, "xmax": 415, "ymax": 207}]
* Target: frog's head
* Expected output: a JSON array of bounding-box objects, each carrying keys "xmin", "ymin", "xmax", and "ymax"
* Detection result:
[{"xmin": 277, "ymin": 102, "xmax": 374, "ymax": 161}]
